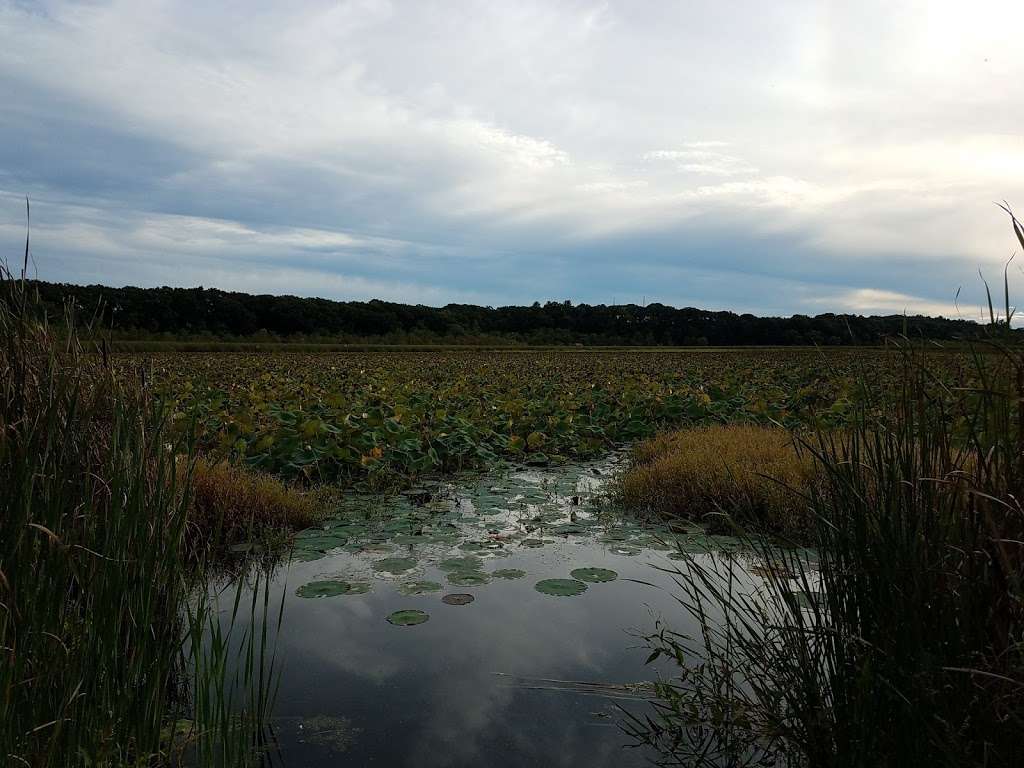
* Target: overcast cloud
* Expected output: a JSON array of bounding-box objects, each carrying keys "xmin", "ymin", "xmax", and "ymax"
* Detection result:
[{"xmin": 1, "ymin": 0, "xmax": 1022, "ymax": 317}]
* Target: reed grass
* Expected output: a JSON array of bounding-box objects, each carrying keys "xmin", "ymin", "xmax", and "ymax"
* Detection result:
[
  {"xmin": 616, "ymin": 425, "xmax": 817, "ymax": 536},
  {"xmin": 625, "ymin": 212, "xmax": 1024, "ymax": 766},
  {"xmin": 187, "ymin": 457, "xmax": 330, "ymax": 541},
  {"xmin": 0, "ymin": 219, "xmax": 277, "ymax": 766}
]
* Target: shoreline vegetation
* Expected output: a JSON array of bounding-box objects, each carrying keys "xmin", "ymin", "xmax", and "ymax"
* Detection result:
[
  {"xmin": 619, "ymin": 212, "xmax": 1024, "ymax": 766},
  {"xmin": 614, "ymin": 424, "xmax": 818, "ymax": 537},
  {"xmin": 1, "ymin": 255, "xmax": 280, "ymax": 765}
]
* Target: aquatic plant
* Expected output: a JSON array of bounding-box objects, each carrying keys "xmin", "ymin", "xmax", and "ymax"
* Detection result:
[
  {"xmin": 570, "ymin": 567, "xmax": 618, "ymax": 583},
  {"xmin": 387, "ymin": 609, "xmax": 430, "ymax": 626},
  {"xmin": 0, "ymin": 224, "xmax": 276, "ymax": 766},
  {"xmin": 146, "ymin": 344, "xmax": 886, "ymax": 489},
  {"xmin": 491, "ymin": 568, "xmax": 527, "ymax": 579},
  {"xmin": 442, "ymin": 593, "xmax": 475, "ymax": 605},
  {"xmin": 626, "ymin": 212, "xmax": 1024, "ymax": 767},
  {"xmin": 615, "ymin": 424, "xmax": 816, "ymax": 535},
  {"xmin": 296, "ymin": 580, "xmax": 369, "ymax": 598},
  {"xmin": 398, "ymin": 580, "xmax": 443, "ymax": 595},
  {"xmin": 189, "ymin": 457, "xmax": 330, "ymax": 540},
  {"xmin": 534, "ymin": 579, "xmax": 588, "ymax": 597}
]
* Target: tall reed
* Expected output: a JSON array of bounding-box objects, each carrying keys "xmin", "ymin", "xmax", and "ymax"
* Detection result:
[
  {"xmin": 0, "ymin": 218, "xmax": 277, "ymax": 766},
  {"xmin": 626, "ymin": 213, "xmax": 1024, "ymax": 766}
]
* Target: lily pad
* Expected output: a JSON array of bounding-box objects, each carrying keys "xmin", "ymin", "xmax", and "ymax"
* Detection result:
[
  {"xmin": 490, "ymin": 568, "xmax": 527, "ymax": 580},
  {"xmin": 296, "ymin": 580, "xmax": 360, "ymax": 599},
  {"xmin": 372, "ymin": 557, "xmax": 417, "ymax": 575},
  {"xmin": 534, "ymin": 578, "xmax": 588, "ymax": 597},
  {"xmin": 570, "ymin": 567, "xmax": 618, "ymax": 583},
  {"xmin": 608, "ymin": 544, "xmax": 642, "ymax": 556},
  {"xmin": 386, "ymin": 609, "xmax": 430, "ymax": 626},
  {"xmin": 442, "ymin": 593, "xmax": 475, "ymax": 606},
  {"xmin": 448, "ymin": 571, "xmax": 491, "ymax": 586},
  {"xmin": 397, "ymin": 580, "xmax": 442, "ymax": 595},
  {"xmin": 438, "ymin": 556, "xmax": 483, "ymax": 573}
]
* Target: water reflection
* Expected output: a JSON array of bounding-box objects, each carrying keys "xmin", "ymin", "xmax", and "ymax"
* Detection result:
[{"xmin": 227, "ymin": 454, "xmax": 796, "ymax": 767}]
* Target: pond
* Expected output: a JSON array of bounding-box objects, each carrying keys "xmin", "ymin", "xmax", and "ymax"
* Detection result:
[{"xmin": 218, "ymin": 453, "xmax": 785, "ymax": 767}]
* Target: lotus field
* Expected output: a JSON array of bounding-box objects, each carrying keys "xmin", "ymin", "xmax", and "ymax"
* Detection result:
[{"xmin": 139, "ymin": 347, "xmax": 943, "ymax": 488}]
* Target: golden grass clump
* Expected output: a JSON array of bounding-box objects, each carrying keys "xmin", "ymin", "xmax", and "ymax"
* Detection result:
[
  {"xmin": 186, "ymin": 458, "xmax": 330, "ymax": 537},
  {"xmin": 617, "ymin": 424, "xmax": 815, "ymax": 534}
]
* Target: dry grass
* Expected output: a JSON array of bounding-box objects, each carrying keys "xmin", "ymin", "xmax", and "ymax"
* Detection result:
[
  {"xmin": 616, "ymin": 424, "xmax": 816, "ymax": 535},
  {"xmin": 186, "ymin": 458, "xmax": 330, "ymax": 538}
]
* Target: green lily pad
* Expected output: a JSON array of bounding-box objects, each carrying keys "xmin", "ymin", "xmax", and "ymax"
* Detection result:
[
  {"xmin": 386, "ymin": 609, "xmax": 430, "ymax": 626},
  {"xmin": 447, "ymin": 571, "xmax": 491, "ymax": 586},
  {"xmin": 397, "ymin": 580, "xmax": 442, "ymax": 595},
  {"xmin": 491, "ymin": 568, "xmax": 527, "ymax": 580},
  {"xmin": 442, "ymin": 593, "xmax": 475, "ymax": 606},
  {"xmin": 534, "ymin": 578, "xmax": 588, "ymax": 597},
  {"xmin": 608, "ymin": 544, "xmax": 642, "ymax": 556},
  {"xmin": 570, "ymin": 567, "xmax": 618, "ymax": 583},
  {"xmin": 438, "ymin": 556, "xmax": 483, "ymax": 573},
  {"xmin": 362, "ymin": 542, "xmax": 396, "ymax": 554},
  {"xmin": 296, "ymin": 580, "xmax": 365, "ymax": 599},
  {"xmin": 372, "ymin": 557, "xmax": 417, "ymax": 574}
]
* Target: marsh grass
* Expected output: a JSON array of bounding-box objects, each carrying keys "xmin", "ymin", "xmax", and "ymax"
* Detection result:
[
  {"xmin": 616, "ymin": 425, "xmax": 817, "ymax": 536},
  {"xmin": 188, "ymin": 457, "xmax": 331, "ymax": 542},
  {"xmin": 0, "ymin": 224, "xmax": 277, "ymax": 766},
  {"xmin": 626, "ymin": 213, "xmax": 1024, "ymax": 766}
]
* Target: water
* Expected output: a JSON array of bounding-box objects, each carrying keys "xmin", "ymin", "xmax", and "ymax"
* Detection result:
[{"xmin": 225, "ymin": 454, "xmax": 782, "ymax": 766}]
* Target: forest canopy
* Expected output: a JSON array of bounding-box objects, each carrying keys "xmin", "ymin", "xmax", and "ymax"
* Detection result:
[{"xmin": 26, "ymin": 280, "xmax": 1002, "ymax": 346}]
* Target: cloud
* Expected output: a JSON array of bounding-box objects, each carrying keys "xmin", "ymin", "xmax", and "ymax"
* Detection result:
[{"xmin": 0, "ymin": 0, "xmax": 1022, "ymax": 315}]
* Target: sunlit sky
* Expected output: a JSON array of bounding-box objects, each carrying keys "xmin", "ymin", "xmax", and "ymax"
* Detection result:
[{"xmin": 2, "ymin": 0, "xmax": 1023, "ymax": 317}]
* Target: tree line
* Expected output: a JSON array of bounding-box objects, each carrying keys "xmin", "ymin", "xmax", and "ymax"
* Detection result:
[{"xmin": 26, "ymin": 280, "xmax": 1002, "ymax": 346}]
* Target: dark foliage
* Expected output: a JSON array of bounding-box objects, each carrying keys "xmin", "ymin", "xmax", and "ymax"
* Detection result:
[{"xmin": 26, "ymin": 280, "xmax": 1003, "ymax": 346}]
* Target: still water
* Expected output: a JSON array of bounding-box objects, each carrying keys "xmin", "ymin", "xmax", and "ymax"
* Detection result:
[{"xmin": 223, "ymin": 454, "xmax": 770, "ymax": 766}]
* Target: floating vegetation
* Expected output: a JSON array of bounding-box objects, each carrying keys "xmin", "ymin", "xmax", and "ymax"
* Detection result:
[
  {"xmin": 448, "ymin": 572, "xmax": 491, "ymax": 587},
  {"xmin": 442, "ymin": 593, "xmax": 475, "ymax": 606},
  {"xmin": 608, "ymin": 544, "xmax": 642, "ymax": 556},
  {"xmin": 361, "ymin": 542, "xmax": 397, "ymax": 554},
  {"xmin": 534, "ymin": 578, "xmax": 588, "ymax": 597},
  {"xmin": 371, "ymin": 557, "xmax": 417, "ymax": 575},
  {"xmin": 386, "ymin": 609, "xmax": 430, "ymax": 626},
  {"xmin": 296, "ymin": 580, "xmax": 366, "ymax": 599},
  {"xmin": 397, "ymin": 580, "xmax": 443, "ymax": 595},
  {"xmin": 491, "ymin": 568, "xmax": 527, "ymax": 580},
  {"xmin": 438, "ymin": 556, "xmax": 484, "ymax": 573},
  {"xmin": 293, "ymin": 715, "xmax": 361, "ymax": 754},
  {"xmin": 570, "ymin": 567, "xmax": 618, "ymax": 583}
]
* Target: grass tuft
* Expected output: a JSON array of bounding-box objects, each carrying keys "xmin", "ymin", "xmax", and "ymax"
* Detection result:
[
  {"xmin": 616, "ymin": 424, "xmax": 816, "ymax": 535},
  {"xmin": 188, "ymin": 457, "xmax": 331, "ymax": 538}
]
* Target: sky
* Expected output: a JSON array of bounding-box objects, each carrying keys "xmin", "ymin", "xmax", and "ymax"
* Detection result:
[{"xmin": 1, "ymin": 0, "xmax": 1023, "ymax": 318}]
